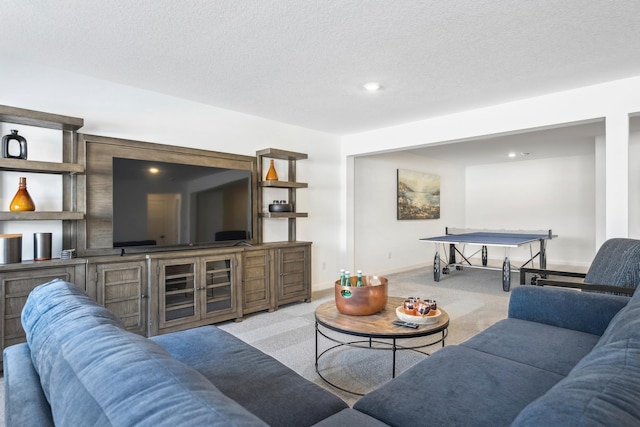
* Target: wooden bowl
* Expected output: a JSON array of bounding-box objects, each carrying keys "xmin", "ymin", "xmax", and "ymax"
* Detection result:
[{"xmin": 334, "ymin": 275, "xmax": 388, "ymax": 315}]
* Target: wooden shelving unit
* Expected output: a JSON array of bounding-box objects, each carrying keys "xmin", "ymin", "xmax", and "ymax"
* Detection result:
[
  {"xmin": 256, "ymin": 148, "xmax": 308, "ymax": 242},
  {"xmin": 0, "ymin": 105, "xmax": 85, "ymax": 234}
]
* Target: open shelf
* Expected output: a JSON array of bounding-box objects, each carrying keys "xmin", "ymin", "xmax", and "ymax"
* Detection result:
[
  {"xmin": 0, "ymin": 211, "xmax": 84, "ymax": 221},
  {"xmin": 259, "ymin": 180, "xmax": 308, "ymax": 188},
  {"xmin": 256, "ymin": 148, "xmax": 308, "ymax": 161},
  {"xmin": 0, "ymin": 158, "xmax": 84, "ymax": 174},
  {"xmin": 260, "ymin": 212, "xmax": 308, "ymax": 219},
  {"xmin": 0, "ymin": 105, "xmax": 83, "ymax": 131}
]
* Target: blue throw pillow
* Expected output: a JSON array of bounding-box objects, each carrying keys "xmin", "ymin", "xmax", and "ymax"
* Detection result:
[{"xmin": 22, "ymin": 279, "xmax": 267, "ymax": 427}]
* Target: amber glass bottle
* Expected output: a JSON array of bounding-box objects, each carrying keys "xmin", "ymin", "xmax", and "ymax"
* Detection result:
[
  {"xmin": 9, "ymin": 177, "xmax": 35, "ymax": 212},
  {"xmin": 265, "ymin": 159, "xmax": 278, "ymax": 181}
]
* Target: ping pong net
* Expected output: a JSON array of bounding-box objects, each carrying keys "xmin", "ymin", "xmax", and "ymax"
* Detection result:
[{"xmin": 445, "ymin": 227, "xmax": 555, "ymax": 240}]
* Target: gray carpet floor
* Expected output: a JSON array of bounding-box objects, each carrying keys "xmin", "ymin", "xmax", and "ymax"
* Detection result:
[
  {"xmin": 218, "ymin": 266, "xmax": 512, "ymax": 405},
  {"xmin": 0, "ymin": 266, "xmax": 513, "ymax": 420}
]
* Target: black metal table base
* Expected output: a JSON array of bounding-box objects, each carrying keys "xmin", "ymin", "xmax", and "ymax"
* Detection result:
[{"xmin": 315, "ymin": 323, "xmax": 448, "ymax": 396}]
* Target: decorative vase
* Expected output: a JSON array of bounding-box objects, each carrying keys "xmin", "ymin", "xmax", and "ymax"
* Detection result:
[
  {"xmin": 265, "ymin": 159, "xmax": 278, "ymax": 181},
  {"xmin": 2, "ymin": 130, "xmax": 28, "ymax": 159},
  {"xmin": 9, "ymin": 177, "xmax": 35, "ymax": 212}
]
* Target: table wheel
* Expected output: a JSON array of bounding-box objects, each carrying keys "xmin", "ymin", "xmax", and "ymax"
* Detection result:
[{"xmin": 502, "ymin": 259, "xmax": 511, "ymax": 292}]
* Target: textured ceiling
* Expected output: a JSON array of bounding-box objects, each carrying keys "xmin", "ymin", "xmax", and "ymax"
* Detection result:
[{"xmin": 1, "ymin": 1, "xmax": 640, "ymax": 135}]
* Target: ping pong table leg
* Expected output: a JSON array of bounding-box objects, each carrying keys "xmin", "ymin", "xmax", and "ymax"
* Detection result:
[
  {"xmin": 482, "ymin": 245, "xmax": 488, "ymax": 266},
  {"xmin": 502, "ymin": 248, "xmax": 511, "ymax": 292},
  {"xmin": 538, "ymin": 239, "xmax": 550, "ymax": 280},
  {"xmin": 539, "ymin": 239, "xmax": 547, "ymax": 269},
  {"xmin": 448, "ymin": 243, "xmax": 456, "ymax": 264},
  {"xmin": 433, "ymin": 250, "xmax": 441, "ymax": 282}
]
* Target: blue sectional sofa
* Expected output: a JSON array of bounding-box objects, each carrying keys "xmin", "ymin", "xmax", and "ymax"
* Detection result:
[
  {"xmin": 3, "ymin": 279, "xmax": 348, "ymax": 426},
  {"xmin": 5, "ymin": 278, "xmax": 640, "ymax": 426}
]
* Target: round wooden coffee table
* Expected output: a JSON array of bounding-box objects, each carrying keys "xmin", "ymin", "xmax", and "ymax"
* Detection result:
[{"xmin": 315, "ymin": 296, "xmax": 449, "ymax": 395}]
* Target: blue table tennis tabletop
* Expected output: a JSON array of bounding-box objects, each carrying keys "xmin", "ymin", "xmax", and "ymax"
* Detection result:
[{"xmin": 421, "ymin": 231, "xmax": 554, "ymax": 247}]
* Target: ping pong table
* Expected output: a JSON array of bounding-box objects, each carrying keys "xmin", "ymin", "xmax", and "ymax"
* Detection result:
[{"xmin": 420, "ymin": 228, "xmax": 556, "ymax": 291}]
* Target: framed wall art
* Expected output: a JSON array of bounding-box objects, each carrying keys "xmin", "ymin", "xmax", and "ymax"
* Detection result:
[{"xmin": 397, "ymin": 169, "xmax": 440, "ymax": 220}]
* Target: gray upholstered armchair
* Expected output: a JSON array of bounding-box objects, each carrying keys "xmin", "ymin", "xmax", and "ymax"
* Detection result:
[{"xmin": 520, "ymin": 238, "xmax": 640, "ymax": 296}]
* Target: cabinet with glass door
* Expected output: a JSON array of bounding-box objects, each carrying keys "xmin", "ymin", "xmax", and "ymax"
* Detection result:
[{"xmin": 148, "ymin": 249, "xmax": 242, "ymax": 335}]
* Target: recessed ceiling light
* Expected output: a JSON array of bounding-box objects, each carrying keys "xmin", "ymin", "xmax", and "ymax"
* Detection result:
[
  {"xmin": 363, "ymin": 82, "xmax": 382, "ymax": 92},
  {"xmin": 508, "ymin": 152, "xmax": 517, "ymax": 158},
  {"xmin": 149, "ymin": 167, "xmax": 159, "ymax": 174}
]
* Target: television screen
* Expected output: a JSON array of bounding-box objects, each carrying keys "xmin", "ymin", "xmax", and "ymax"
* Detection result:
[{"xmin": 112, "ymin": 157, "xmax": 252, "ymax": 248}]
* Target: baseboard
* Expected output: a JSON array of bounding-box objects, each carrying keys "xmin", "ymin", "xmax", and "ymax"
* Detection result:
[{"xmin": 312, "ymin": 262, "xmax": 431, "ymax": 292}]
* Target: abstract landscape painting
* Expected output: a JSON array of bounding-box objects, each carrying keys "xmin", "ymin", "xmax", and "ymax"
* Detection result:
[{"xmin": 397, "ymin": 169, "xmax": 440, "ymax": 220}]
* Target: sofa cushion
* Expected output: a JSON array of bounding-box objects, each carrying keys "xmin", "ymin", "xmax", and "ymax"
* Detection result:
[
  {"xmin": 310, "ymin": 408, "xmax": 390, "ymax": 427},
  {"xmin": 512, "ymin": 339, "xmax": 640, "ymax": 426},
  {"xmin": 461, "ymin": 318, "xmax": 600, "ymax": 376},
  {"xmin": 353, "ymin": 345, "xmax": 564, "ymax": 427},
  {"xmin": 152, "ymin": 326, "xmax": 349, "ymax": 427},
  {"xmin": 22, "ymin": 279, "xmax": 267, "ymax": 427},
  {"xmin": 3, "ymin": 343, "xmax": 54, "ymax": 427},
  {"xmin": 596, "ymin": 285, "xmax": 640, "ymax": 348}
]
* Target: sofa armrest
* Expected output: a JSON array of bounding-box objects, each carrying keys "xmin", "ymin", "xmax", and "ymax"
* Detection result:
[
  {"xmin": 535, "ymin": 279, "xmax": 636, "ymax": 295},
  {"xmin": 508, "ymin": 286, "xmax": 629, "ymax": 336},
  {"xmin": 3, "ymin": 343, "xmax": 54, "ymax": 427},
  {"xmin": 519, "ymin": 267, "xmax": 635, "ymax": 295},
  {"xmin": 519, "ymin": 267, "xmax": 586, "ymax": 285}
]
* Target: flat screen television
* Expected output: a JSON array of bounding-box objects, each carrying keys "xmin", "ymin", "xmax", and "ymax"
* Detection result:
[{"xmin": 112, "ymin": 157, "xmax": 253, "ymax": 249}]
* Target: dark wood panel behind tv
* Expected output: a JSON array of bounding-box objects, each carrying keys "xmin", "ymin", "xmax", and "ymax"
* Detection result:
[{"xmin": 79, "ymin": 134, "xmax": 258, "ymax": 256}]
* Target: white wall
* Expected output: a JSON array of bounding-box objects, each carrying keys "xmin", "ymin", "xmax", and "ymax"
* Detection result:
[
  {"xmin": 465, "ymin": 154, "xmax": 595, "ymax": 267},
  {"xmin": 351, "ymin": 149, "xmax": 597, "ymax": 277},
  {"xmin": 352, "ymin": 151, "xmax": 465, "ymax": 275},
  {"xmin": 0, "ymin": 59, "xmax": 342, "ymax": 287},
  {"xmin": 628, "ymin": 131, "xmax": 640, "ymax": 239}
]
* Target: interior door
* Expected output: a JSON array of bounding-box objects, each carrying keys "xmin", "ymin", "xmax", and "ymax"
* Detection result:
[{"xmin": 147, "ymin": 193, "xmax": 180, "ymax": 245}]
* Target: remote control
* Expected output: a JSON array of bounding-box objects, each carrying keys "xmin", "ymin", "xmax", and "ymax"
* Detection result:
[{"xmin": 393, "ymin": 320, "xmax": 419, "ymax": 329}]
